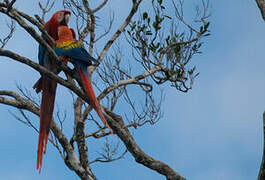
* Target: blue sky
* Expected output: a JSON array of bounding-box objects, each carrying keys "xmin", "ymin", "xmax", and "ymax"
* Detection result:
[{"xmin": 0, "ymin": 0, "xmax": 265, "ymax": 180}]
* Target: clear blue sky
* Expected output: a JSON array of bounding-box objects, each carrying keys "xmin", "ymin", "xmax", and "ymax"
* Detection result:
[{"xmin": 0, "ymin": 0, "xmax": 265, "ymax": 180}]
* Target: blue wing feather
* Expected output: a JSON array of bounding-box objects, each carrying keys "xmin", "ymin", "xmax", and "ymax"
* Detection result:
[
  {"xmin": 38, "ymin": 27, "xmax": 49, "ymax": 66},
  {"xmin": 54, "ymin": 46, "xmax": 98, "ymax": 66},
  {"xmin": 38, "ymin": 45, "xmax": 46, "ymax": 66}
]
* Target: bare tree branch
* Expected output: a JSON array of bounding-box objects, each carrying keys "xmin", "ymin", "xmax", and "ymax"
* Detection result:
[
  {"xmin": 38, "ymin": 0, "xmax": 55, "ymax": 21},
  {"xmin": 0, "ymin": 90, "xmax": 96, "ymax": 180},
  {"xmin": 104, "ymin": 108, "xmax": 186, "ymax": 180},
  {"xmin": 3, "ymin": 0, "xmax": 16, "ymax": 12},
  {"xmin": 0, "ymin": 48, "xmax": 89, "ymax": 102},
  {"xmin": 256, "ymin": 0, "xmax": 265, "ymax": 21},
  {"xmin": 0, "ymin": 1, "xmax": 212, "ymax": 179},
  {"xmin": 80, "ymin": 0, "xmax": 95, "ymax": 55},
  {"xmin": 0, "ymin": 19, "xmax": 15, "ymax": 48},
  {"xmin": 82, "ymin": 66, "xmax": 161, "ymax": 121},
  {"xmin": 89, "ymin": 140, "xmax": 127, "ymax": 164},
  {"xmin": 74, "ymin": 97, "xmax": 90, "ymax": 172},
  {"xmin": 91, "ymin": 0, "xmax": 109, "ymax": 13},
  {"xmin": 94, "ymin": 0, "xmax": 143, "ymax": 70},
  {"xmin": 258, "ymin": 111, "xmax": 265, "ymax": 180},
  {"xmin": 0, "ymin": 3, "xmax": 55, "ymax": 48}
]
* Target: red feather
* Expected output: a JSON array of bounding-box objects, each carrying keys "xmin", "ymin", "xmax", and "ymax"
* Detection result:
[
  {"xmin": 35, "ymin": 10, "xmax": 71, "ymax": 173},
  {"xmin": 78, "ymin": 68, "xmax": 113, "ymax": 133},
  {"xmin": 37, "ymin": 77, "xmax": 57, "ymax": 173},
  {"xmin": 44, "ymin": 10, "xmax": 71, "ymax": 41}
]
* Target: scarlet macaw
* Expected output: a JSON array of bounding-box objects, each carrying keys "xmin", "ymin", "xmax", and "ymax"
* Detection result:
[
  {"xmin": 34, "ymin": 10, "xmax": 73, "ymax": 173},
  {"xmin": 54, "ymin": 25, "xmax": 113, "ymax": 134}
]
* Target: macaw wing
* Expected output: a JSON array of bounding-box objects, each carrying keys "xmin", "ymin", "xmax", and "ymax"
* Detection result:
[
  {"xmin": 38, "ymin": 45, "xmax": 46, "ymax": 66},
  {"xmin": 38, "ymin": 27, "xmax": 50, "ymax": 66},
  {"xmin": 54, "ymin": 46, "xmax": 98, "ymax": 66}
]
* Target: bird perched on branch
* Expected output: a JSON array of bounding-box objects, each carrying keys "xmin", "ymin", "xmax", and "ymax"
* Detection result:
[
  {"xmin": 34, "ymin": 10, "xmax": 74, "ymax": 173},
  {"xmin": 54, "ymin": 25, "xmax": 113, "ymax": 134}
]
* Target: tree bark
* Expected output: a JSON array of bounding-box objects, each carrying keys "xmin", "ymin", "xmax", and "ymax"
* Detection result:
[
  {"xmin": 104, "ymin": 108, "xmax": 186, "ymax": 180},
  {"xmin": 256, "ymin": 0, "xmax": 265, "ymax": 21},
  {"xmin": 258, "ymin": 111, "xmax": 265, "ymax": 180}
]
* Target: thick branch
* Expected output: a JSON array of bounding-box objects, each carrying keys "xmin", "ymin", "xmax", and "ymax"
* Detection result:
[
  {"xmin": 0, "ymin": 90, "xmax": 96, "ymax": 180},
  {"xmin": 104, "ymin": 109, "xmax": 185, "ymax": 180},
  {"xmin": 0, "ymin": 4, "xmax": 80, "ymax": 82},
  {"xmin": 74, "ymin": 98, "xmax": 90, "ymax": 173},
  {"xmin": 256, "ymin": 0, "xmax": 265, "ymax": 21},
  {"xmin": 0, "ymin": 4, "xmax": 57, "ymax": 59},
  {"xmin": 0, "ymin": 48, "xmax": 90, "ymax": 102}
]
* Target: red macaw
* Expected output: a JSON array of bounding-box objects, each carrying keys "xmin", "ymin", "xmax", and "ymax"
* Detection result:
[
  {"xmin": 54, "ymin": 25, "xmax": 113, "ymax": 133},
  {"xmin": 34, "ymin": 10, "xmax": 73, "ymax": 173}
]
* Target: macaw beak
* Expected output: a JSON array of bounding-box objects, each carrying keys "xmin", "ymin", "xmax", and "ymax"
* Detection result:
[
  {"xmin": 64, "ymin": 13, "xmax": 70, "ymax": 24},
  {"xmin": 59, "ymin": 12, "xmax": 70, "ymax": 26}
]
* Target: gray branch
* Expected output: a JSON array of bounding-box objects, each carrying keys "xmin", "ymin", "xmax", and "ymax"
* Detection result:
[
  {"xmin": 103, "ymin": 108, "xmax": 186, "ymax": 180},
  {"xmin": 256, "ymin": 0, "xmax": 265, "ymax": 21},
  {"xmin": 0, "ymin": 90, "xmax": 96, "ymax": 180},
  {"xmin": 94, "ymin": 0, "xmax": 142, "ymax": 70},
  {"xmin": 258, "ymin": 111, "xmax": 265, "ymax": 179},
  {"xmin": 0, "ymin": 48, "xmax": 90, "ymax": 103}
]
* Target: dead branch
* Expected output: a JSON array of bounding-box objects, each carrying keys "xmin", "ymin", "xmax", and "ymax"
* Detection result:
[
  {"xmin": 91, "ymin": 0, "xmax": 109, "ymax": 13},
  {"xmin": 0, "ymin": 19, "xmax": 15, "ymax": 48},
  {"xmin": 38, "ymin": 0, "xmax": 55, "ymax": 21},
  {"xmin": 0, "ymin": 1, "xmax": 212, "ymax": 179},
  {"xmin": 256, "ymin": 0, "xmax": 265, "ymax": 21},
  {"xmin": 258, "ymin": 111, "xmax": 265, "ymax": 179},
  {"xmin": 74, "ymin": 97, "xmax": 90, "ymax": 172},
  {"xmin": 89, "ymin": 139, "xmax": 127, "ymax": 164},
  {"xmin": 94, "ymin": 0, "xmax": 143, "ymax": 70},
  {"xmin": 104, "ymin": 108, "xmax": 185, "ymax": 180},
  {"xmin": 82, "ymin": 66, "xmax": 162, "ymax": 121},
  {"xmin": 0, "ymin": 48, "xmax": 89, "ymax": 102},
  {"xmin": 0, "ymin": 90, "xmax": 97, "ymax": 180}
]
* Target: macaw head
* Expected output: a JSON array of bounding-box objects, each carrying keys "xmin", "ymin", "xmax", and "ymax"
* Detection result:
[{"xmin": 44, "ymin": 10, "xmax": 71, "ymax": 41}]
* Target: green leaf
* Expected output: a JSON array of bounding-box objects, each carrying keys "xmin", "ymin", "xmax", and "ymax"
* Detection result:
[
  {"xmin": 158, "ymin": 0, "xmax": 163, "ymax": 5},
  {"xmin": 205, "ymin": 22, "xmax": 210, "ymax": 29},
  {"xmin": 143, "ymin": 12, "xmax": 148, "ymax": 20},
  {"xmin": 174, "ymin": 45, "xmax": 181, "ymax": 54},
  {"xmin": 152, "ymin": 21, "xmax": 158, "ymax": 30},
  {"xmin": 166, "ymin": 35, "xmax": 170, "ymax": 45},
  {"xmin": 200, "ymin": 26, "xmax": 203, "ymax": 32}
]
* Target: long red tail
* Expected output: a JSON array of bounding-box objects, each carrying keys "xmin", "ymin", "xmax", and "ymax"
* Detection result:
[
  {"xmin": 78, "ymin": 68, "xmax": 113, "ymax": 133},
  {"xmin": 37, "ymin": 76, "xmax": 57, "ymax": 173},
  {"xmin": 33, "ymin": 60, "xmax": 68, "ymax": 94}
]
